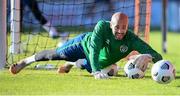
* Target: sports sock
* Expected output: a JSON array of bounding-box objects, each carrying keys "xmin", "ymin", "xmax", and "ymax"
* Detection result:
[
  {"xmin": 75, "ymin": 59, "xmax": 85, "ymax": 68},
  {"xmin": 24, "ymin": 55, "xmax": 36, "ymax": 65},
  {"xmin": 65, "ymin": 60, "xmax": 83, "ymax": 69}
]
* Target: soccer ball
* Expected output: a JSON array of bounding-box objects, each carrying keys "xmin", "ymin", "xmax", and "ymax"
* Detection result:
[
  {"xmin": 124, "ymin": 60, "xmax": 145, "ymax": 79},
  {"xmin": 151, "ymin": 60, "xmax": 176, "ymax": 84}
]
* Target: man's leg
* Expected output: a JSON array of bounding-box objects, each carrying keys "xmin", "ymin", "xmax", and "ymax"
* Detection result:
[
  {"xmin": 57, "ymin": 62, "xmax": 75, "ymax": 73},
  {"xmin": 56, "ymin": 33, "xmax": 88, "ymax": 73},
  {"xmin": 58, "ymin": 58, "xmax": 93, "ymax": 74},
  {"xmin": 24, "ymin": 0, "xmax": 47, "ymax": 25},
  {"xmin": 23, "ymin": 0, "xmax": 61, "ymax": 38},
  {"xmin": 10, "ymin": 33, "xmax": 88, "ymax": 74},
  {"xmin": 57, "ymin": 59, "xmax": 85, "ymax": 73},
  {"xmin": 9, "ymin": 49, "xmax": 64, "ymax": 74},
  {"xmin": 9, "ymin": 55, "xmax": 35, "ymax": 74}
]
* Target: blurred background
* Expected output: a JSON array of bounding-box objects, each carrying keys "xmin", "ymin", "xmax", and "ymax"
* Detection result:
[{"xmin": 6, "ymin": 0, "xmax": 180, "ymax": 32}]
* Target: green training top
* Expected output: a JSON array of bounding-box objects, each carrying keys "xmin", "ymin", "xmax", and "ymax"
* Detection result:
[{"xmin": 81, "ymin": 20, "xmax": 162, "ymax": 72}]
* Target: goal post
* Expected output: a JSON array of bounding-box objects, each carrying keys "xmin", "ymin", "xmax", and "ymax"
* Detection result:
[
  {"xmin": 10, "ymin": 0, "xmax": 21, "ymax": 54},
  {"xmin": 0, "ymin": 0, "xmax": 7, "ymax": 69},
  {"xmin": 134, "ymin": 0, "xmax": 151, "ymax": 43},
  {"xmin": 128, "ymin": 0, "xmax": 151, "ymax": 57},
  {"xmin": 7, "ymin": 0, "xmax": 152, "ymax": 67}
]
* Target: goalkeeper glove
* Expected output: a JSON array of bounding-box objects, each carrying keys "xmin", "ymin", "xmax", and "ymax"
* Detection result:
[
  {"xmin": 130, "ymin": 54, "xmax": 152, "ymax": 72},
  {"xmin": 92, "ymin": 71, "xmax": 109, "ymax": 79}
]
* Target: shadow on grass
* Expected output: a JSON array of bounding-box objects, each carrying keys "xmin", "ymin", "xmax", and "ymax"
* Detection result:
[
  {"xmin": 115, "ymin": 74, "xmax": 126, "ymax": 77},
  {"xmin": 80, "ymin": 74, "xmax": 129, "ymax": 80},
  {"xmin": 80, "ymin": 74, "xmax": 126, "ymax": 77},
  {"xmin": 75, "ymin": 73, "xmax": 180, "ymax": 80},
  {"xmin": 81, "ymin": 74, "xmax": 152, "ymax": 78},
  {"xmin": 135, "ymin": 75, "xmax": 180, "ymax": 79},
  {"xmin": 80, "ymin": 74, "xmax": 92, "ymax": 77},
  {"xmin": 175, "ymin": 76, "xmax": 180, "ymax": 79},
  {"xmin": 116, "ymin": 74, "xmax": 153, "ymax": 79}
]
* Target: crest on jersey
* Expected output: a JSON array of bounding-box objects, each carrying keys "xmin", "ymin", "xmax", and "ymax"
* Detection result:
[{"xmin": 120, "ymin": 45, "xmax": 128, "ymax": 53}]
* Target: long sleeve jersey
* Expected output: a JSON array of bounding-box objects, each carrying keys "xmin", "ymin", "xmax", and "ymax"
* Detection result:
[{"xmin": 81, "ymin": 20, "xmax": 162, "ymax": 72}]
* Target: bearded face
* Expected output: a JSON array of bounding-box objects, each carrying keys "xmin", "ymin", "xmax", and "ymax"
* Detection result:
[{"xmin": 110, "ymin": 13, "xmax": 128, "ymax": 40}]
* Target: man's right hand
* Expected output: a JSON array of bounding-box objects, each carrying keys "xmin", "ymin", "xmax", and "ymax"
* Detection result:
[
  {"xmin": 92, "ymin": 71, "xmax": 109, "ymax": 79},
  {"xmin": 129, "ymin": 54, "xmax": 152, "ymax": 72}
]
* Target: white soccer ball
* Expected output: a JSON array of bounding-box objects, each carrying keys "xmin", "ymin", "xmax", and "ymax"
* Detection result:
[
  {"xmin": 151, "ymin": 60, "xmax": 176, "ymax": 84},
  {"xmin": 124, "ymin": 60, "xmax": 145, "ymax": 79}
]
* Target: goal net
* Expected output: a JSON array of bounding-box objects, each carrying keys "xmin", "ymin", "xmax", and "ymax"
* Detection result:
[{"xmin": 6, "ymin": 0, "xmax": 151, "ymax": 69}]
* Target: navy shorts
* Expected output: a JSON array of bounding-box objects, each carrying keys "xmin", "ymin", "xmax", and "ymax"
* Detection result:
[
  {"xmin": 80, "ymin": 59, "xmax": 92, "ymax": 73},
  {"xmin": 56, "ymin": 33, "xmax": 92, "ymax": 73}
]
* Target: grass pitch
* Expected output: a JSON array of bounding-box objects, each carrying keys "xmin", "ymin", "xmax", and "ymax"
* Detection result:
[{"xmin": 0, "ymin": 31, "xmax": 180, "ymax": 95}]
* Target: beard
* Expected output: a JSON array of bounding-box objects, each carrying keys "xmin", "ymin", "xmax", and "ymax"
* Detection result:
[{"xmin": 114, "ymin": 32, "xmax": 125, "ymax": 40}]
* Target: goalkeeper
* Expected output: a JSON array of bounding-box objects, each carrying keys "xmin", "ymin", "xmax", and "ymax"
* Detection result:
[{"xmin": 9, "ymin": 12, "xmax": 162, "ymax": 79}]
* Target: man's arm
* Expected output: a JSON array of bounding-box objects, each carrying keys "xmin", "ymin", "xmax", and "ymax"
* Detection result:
[
  {"xmin": 132, "ymin": 35, "xmax": 162, "ymax": 63},
  {"xmin": 89, "ymin": 20, "xmax": 106, "ymax": 72},
  {"xmin": 129, "ymin": 34, "xmax": 162, "ymax": 72}
]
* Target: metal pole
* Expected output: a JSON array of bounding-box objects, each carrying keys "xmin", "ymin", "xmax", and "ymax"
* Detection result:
[
  {"xmin": 162, "ymin": 0, "xmax": 167, "ymax": 53},
  {"xmin": 0, "ymin": 0, "xmax": 7, "ymax": 69},
  {"xmin": 10, "ymin": 0, "xmax": 21, "ymax": 54}
]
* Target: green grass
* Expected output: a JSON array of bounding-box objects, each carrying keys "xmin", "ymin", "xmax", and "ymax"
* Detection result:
[{"xmin": 1, "ymin": 31, "xmax": 180, "ymax": 95}]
